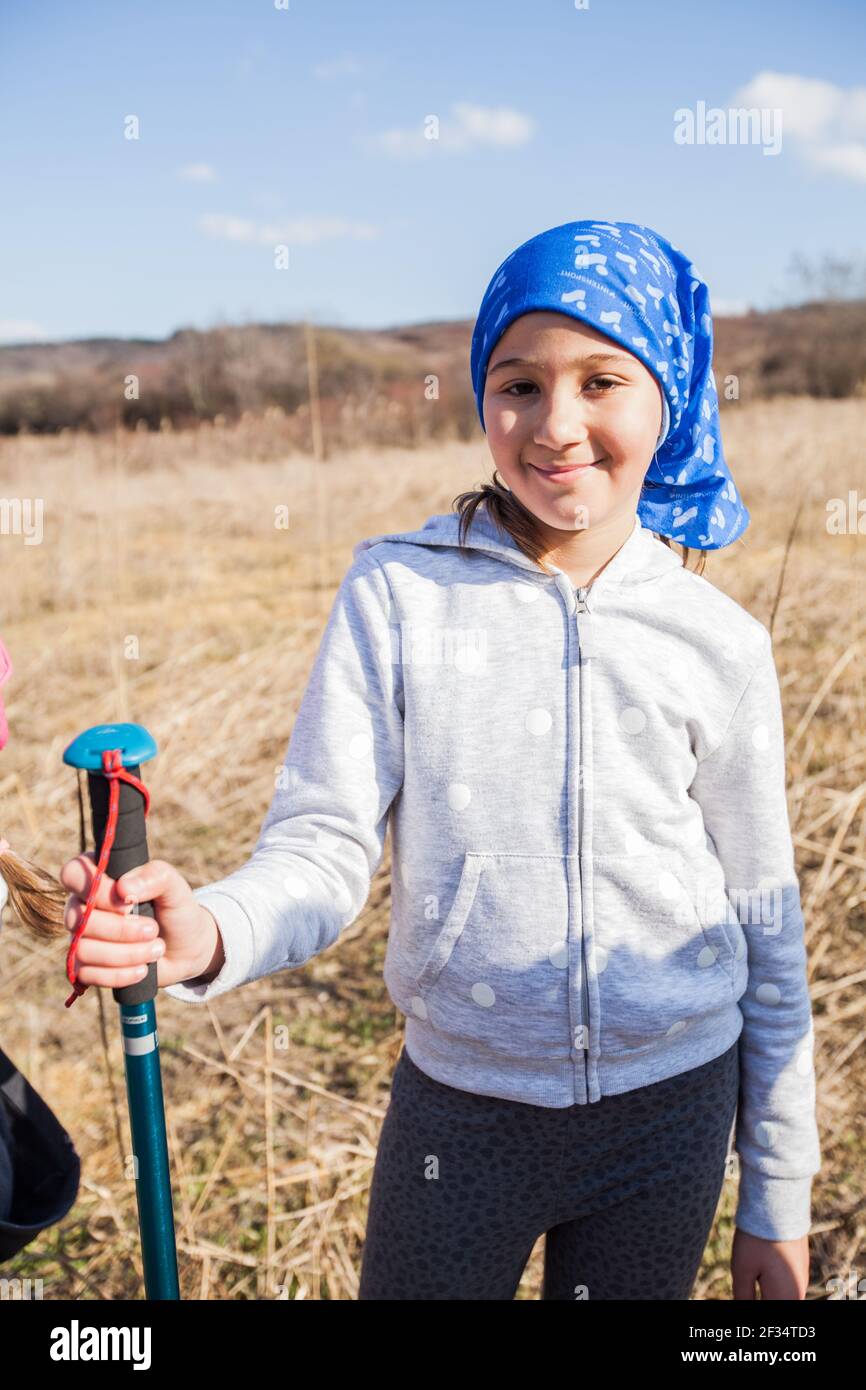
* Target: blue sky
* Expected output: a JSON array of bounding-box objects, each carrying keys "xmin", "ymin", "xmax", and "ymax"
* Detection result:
[{"xmin": 1, "ymin": 0, "xmax": 864, "ymax": 344}]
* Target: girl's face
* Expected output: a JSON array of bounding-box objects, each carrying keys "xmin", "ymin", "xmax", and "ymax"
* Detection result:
[{"xmin": 482, "ymin": 311, "xmax": 665, "ymax": 538}]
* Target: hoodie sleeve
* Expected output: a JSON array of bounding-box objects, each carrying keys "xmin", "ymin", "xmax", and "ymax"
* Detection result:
[
  {"xmin": 688, "ymin": 628, "xmax": 821, "ymax": 1242},
  {"xmin": 162, "ymin": 550, "xmax": 405, "ymax": 1005}
]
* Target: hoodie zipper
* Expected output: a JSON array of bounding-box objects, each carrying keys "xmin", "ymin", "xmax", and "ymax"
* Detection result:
[{"xmin": 573, "ymin": 584, "xmax": 592, "ymax": 1098}]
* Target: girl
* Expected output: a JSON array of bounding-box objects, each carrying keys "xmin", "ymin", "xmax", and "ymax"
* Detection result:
[
  {"xmin": 0, "ymin": 636, "xmax": 80, "ymax": 1263},
  {"xmin": 59, "ymin": 219, "xmax": 821, "ymax": 1301}
]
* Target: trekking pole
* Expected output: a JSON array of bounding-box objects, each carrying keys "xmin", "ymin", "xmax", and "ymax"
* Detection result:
[{"xmin": 62, "ymin": 721, "xmax": 180, "ymax": 1301}]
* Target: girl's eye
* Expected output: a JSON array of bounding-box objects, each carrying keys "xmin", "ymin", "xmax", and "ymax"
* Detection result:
[{"xmin": 501, "ymin": 377, "xmax": 620, "ymax": 397}]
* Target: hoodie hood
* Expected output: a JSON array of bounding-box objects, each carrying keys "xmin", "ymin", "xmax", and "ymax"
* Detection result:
[{"xmin": 353, "ymin": 503, "xmax": 684, "ymax": 595}]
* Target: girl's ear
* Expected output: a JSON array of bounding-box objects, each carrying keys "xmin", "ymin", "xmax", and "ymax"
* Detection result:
[{"xmin": 655, "ymin": 389, "xmax": 670, "ymax": 449}]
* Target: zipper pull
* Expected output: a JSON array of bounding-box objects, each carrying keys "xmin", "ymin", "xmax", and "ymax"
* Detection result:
[{"xmin": 573, "ymin": 586, "xmax": 595, "ymax": 657}]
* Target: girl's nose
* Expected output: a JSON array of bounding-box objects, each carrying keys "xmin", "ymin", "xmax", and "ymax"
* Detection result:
[{"xmin": 531, "ymin": 386, "xmax": 592, "ymax": 450}]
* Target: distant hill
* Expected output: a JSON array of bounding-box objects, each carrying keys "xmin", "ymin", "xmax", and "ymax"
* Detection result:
[{"xmin": 0, "ymin": 300, "xmax": 864, "ymax": 440}]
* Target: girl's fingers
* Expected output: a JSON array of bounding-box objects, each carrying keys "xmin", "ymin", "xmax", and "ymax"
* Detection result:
[
  {"xmin": 59, "ymin": 853, "xmax": 125, "ymax": 911},
  {"xmin": 64, "ymin": 898, "xmax": 158, "ymax": 941},
  {"xmin": 60, "ymin": 855, "xmax": 190, "ymax": 913},
  {"xmin": 72, "ymin": 934, "xmax": 165, "ymax": 969},
  {"xmin": 73, "ymin": 963, "xmax": 155, "ymax": 989},
  {"xmin": 115, "ymin": 859, "xmax": 189, "ymax": 909}
]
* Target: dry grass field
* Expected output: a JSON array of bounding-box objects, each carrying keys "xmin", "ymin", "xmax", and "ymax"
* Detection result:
[{"xmin": 0, "ymin": 396, "xmax": 863, "ymax": 1299}]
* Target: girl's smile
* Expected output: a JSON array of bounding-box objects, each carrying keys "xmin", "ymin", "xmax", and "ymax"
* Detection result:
[{"xmin": 527, "ymin": 457, "xmax": 606, "ymax": 481}]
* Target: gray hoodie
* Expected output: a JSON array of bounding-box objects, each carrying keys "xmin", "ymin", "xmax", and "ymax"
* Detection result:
[{"xmin": 164, "ymin": 505, "xmax": 821, "ymax": 1243}]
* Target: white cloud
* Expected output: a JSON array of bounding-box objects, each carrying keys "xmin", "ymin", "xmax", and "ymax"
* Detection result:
[
  {"xmin": 368, "ymin": 101, "xmax": 535, "ymax": 159},
  {"xmin": 805, "ymin": 141, "xmax": 866, "ymax": 182},
  {"xmin": 178, "ymin": 163, "xmax": 217, "ymax": 183},
  {"xmin": 313, "ymin": 53, "xmax": 362, "ymax": 80},
  {"xmin": 0, "ymin": 320, "xmax": 50, "ymax": 343},
  {"xmin": 731, "ymin": 71, "xmax": 866, "ymax": 182},
  {"xmin": 199, "ymin": 213, "xmax": 379, "ymax": 245}
]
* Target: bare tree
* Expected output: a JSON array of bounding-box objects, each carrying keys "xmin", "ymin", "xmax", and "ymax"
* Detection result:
[{"xmin": 785, "ymin": 251, "xmax": 866, "ymax": 303}]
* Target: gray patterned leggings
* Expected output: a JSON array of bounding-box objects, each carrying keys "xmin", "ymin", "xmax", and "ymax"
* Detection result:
[{"xmin": 359, "ymin": 1039, "xmax": 739, "ymax": 1300}]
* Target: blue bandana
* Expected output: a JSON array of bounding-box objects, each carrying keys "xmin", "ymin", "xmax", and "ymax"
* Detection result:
[{"xmin": 469, "ymin": 219, "xmax": 749, "ymax": 551}]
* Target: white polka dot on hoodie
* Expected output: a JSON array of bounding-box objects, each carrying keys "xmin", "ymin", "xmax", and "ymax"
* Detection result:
[
  {"xmin": 619, "ymin": 706, "xmax": 647, "ymax": 735},
  {"xmin": 755, "ymin": 1120, "xmax": 778, "ymax": 1149},
  {"xmin": 589, "ymin": 943, "xmax": 608, "ymax": 974},
  {"xmin": 283, "ymin": 874, "xmax": 310, "ymax": 900},
  {"xmin": 348, "ymin": 731, "xmax": 373, "ymax": 759},
  {"xmin": 756, "ymin": 982, "xmax": 781, "ymax": 1006},
  {"xmin": 513, "ymin": 583, "xmax": 540, "ymax": 604},
  {"xmin": 526, "ymin": 708, "xmax": 552, "ymax": 736}
]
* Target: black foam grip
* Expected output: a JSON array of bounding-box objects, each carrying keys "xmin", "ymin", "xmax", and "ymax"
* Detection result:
[{"xmin": 86, "ymin": 765, "xmax": 157, "ymax": 1005}]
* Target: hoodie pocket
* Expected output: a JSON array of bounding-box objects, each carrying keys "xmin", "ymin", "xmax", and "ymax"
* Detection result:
[
  {"xmin": 590, "ymin": 851, "xmax": 738, "ymax": 1056},
  {"xmin": 407, "ymin": 852, "xmax": 573, "ymax": 1060},
  {"xmin": 664, "ymin": 855, "xmax": 747, "ymax": 980}
]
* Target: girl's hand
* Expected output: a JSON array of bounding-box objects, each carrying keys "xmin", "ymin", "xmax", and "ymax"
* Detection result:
[
  {"xmin": 59, "ymin": 852, "xmax": 223, "ymax": 991},
  {"xmin": 731, "ymin": 1227, "xmax": 811, "ymax": 1299}
]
